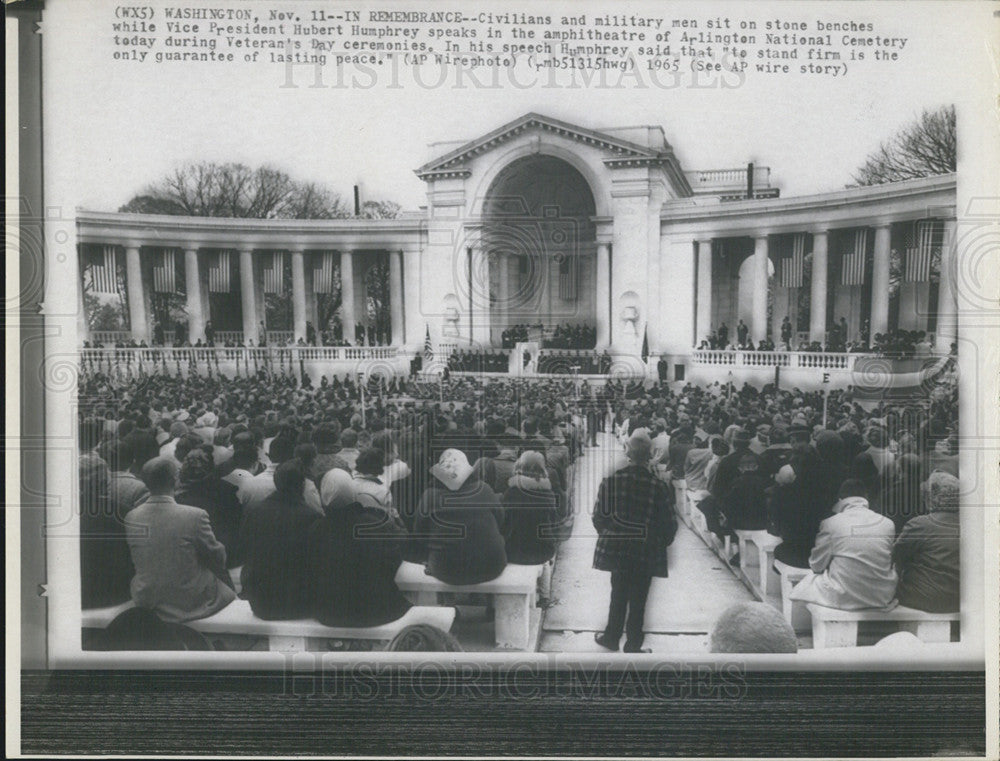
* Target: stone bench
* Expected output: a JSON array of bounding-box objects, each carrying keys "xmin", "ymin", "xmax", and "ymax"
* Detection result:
[
  {"xmin": 806, "ymin": 603, "xmax": 959, "ymax": 648},
  {"xmin": 774, "ymin": 559, "xmax": 811, "ymax": 631},
  {"xmin": 733, "ymin": 530, "xmax": 783, "ymax": 597},
  {"xmin": 82, "ymin": 600, "xmax": 456, "ymax": 652},
  {"xmin": 394, "ymin": 561, "xmax": 545, "ymax": 650}
]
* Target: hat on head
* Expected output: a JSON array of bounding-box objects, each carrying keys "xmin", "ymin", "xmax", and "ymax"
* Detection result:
[
  {"xmin": 320, "ymin": 468, "xmax": 356, "ymax": 512},
  {"xmin": 788, "ymin": 423, "xmax": 810, "ymax": 439},
  {"xmin": 430, "ymin": 449, "xmax": 475, "ymax": 491},
  {"xmin": 775, "ymin": 464, "xmax": 797, "ymax": 485}
]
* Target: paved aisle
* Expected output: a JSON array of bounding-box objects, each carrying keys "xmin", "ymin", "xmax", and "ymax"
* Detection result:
[{"xmin": 540, "ymin": 434, "xmax": 754, "ymax": 653}]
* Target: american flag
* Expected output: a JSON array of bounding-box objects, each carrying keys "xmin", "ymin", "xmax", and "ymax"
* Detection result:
[
  {"xmin": 557, "ymin": 253, "xmax": 577, "ymax": 300},
  {"xmin": 88, "ymin": 245, "xmax": 118, "ymax": 294},
  {"xmin": 777, "ymin": 233, "xmax": 806, "ymax": 288},
  {"xmin": 841, "ymin": 229, "xmax": 868, "ymax": 286},
  {"xmin": 312, "ymin": 251, "xmax": 335, "ymax": 293},
  {"xmin": 263, "ymin": 251, "xmax": 284, "ymax": 294},
  {"xmin": 208, "ymin": 250, "xmax": 232, "ymax": 293},
  {"xmin": 423, "ymin": 324, "xmax": 433, "ymax": 363},
  {"xmin": 904, "ymin": 220, "xmax": 937, "ymax": 282},
  {"xmin": 152, "ymin": 248, "xmax": 177, "ymax": 293}
]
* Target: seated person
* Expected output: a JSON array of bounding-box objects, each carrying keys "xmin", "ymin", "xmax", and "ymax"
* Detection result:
[
  {"xmin": 411, "ymin": 449, "xmax": 507, "ymax": 585},
  {"xmin": 709, "ymin": 602, "xmax": 798, "ymax": 653},
  {"xmin": 352, "ymin": 447, "xmax": 399, "ymax": 522},
  {"xmin": 238, "ymin": 461, "xmax": 322, "ymax": 620},
  {"xmin": 892, "ymin": 472, "xmax": 960, "ymax": 613},
  {"xmin": 718, "ymin": 450, "xmax": 769, "ymax": 533},
  {"xmin": 307, "ymin": 474, "xmax": 412, "ymax": 628},
  {"xmin": 790, "ymin": 479, "xmax": 898, "ymax": 610},
  {"xmin": 176, "ymin": 449, "xmax": 243, "ymax": 568},
  {"xmin": 126, "ymin": 457, "xmax": 236, "ymax": 623},
  {"xmin": 501, "ymin": 451, "xmax": 561, "ymax": 565}
]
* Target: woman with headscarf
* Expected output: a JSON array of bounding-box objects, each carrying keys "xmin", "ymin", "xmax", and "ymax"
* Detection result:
[
  {"xmin": 501, "ymin": 451, "xmax": 561, "ymax": 565},
  {"xmin": 892, "ymin": 472, "xmax": 960, "ymax": 613},
  {"xmin": 176, "ymin": 449, "xmax": 243, "ymax": 567},
  {"xmin": 881, "ymin": 453, "xmax": 926, "ymax": 534},
  {"xmin": 411, "ymin": 449, "xmax": 507, "ymax": 585},
  {"xmin": 238, "ymin": 460, "xmax": 321, "ymax": 619},
  {"xmin": 307, "ymin": 468, "xmax": 413, "ymax": 627}
]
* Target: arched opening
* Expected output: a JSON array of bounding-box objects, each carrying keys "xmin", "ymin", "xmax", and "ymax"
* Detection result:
[{"xmin": 482, "ymin": 155, "xmax": 597, "ymax": 347}]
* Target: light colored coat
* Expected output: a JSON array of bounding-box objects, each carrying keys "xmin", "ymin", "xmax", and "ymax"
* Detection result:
[
  {"xmin": 126, "ymin": 496, "xmax": 236, "ymax": 622},
  {"xmin": 790, "ymin": 496, "xmax": 898, "ymax": 610}
]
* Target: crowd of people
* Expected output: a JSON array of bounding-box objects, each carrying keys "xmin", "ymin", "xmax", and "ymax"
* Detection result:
[
  {"xmin": 77, "ymin": 355, "xmax": 961, "ymax": 650},
  {"xmin": 537, "ymin": 350, "xmax": 612, "ymax": 375},
  {"xmin": 446, "ymin": 349, "xmax": 510, "ymax": 373},
  {"xmin": 698, "ymin": 318, "xmax": 942, "ymax": 358},
  {"xmin": 499, "ymin": 323, "xmax": 596, "ymax": 349}
]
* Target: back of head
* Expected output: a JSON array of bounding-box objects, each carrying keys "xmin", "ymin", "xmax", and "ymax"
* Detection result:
[
  {"xmin": 384, "ymin": 624, "xmax": 464, "ymax": 652},
  {"xmin": 340, "ymin": 429, "xmax": 358, "ymax": 449},
  {"xmin": 179, "ymin": 449, "xmax": 214, "ymax": 485},
  {"xmin": 837, "ymin": 478, "xmax": 869, "ymax": 501},
  {"xmin": 926, "ymin": 471, "xmax": 959, "ymax": 512},
  {"xmin": 514, "ymin": 450, "xmax": 548, "ymax": 480},
  {"xmin": 141, "ymin": 457, "xmax": 178, "ymax": 496},
  {"xmin": 626, "ymin": 429, "xmax": 653, "ymax": 464},
  {"xmin": 274, "ymin": 460, "xmax": 305, "ymax": 499},
  {"xmin": 312, "ymin": 421, "xmax": 342, "ymax": 451},
  {"xmin": 709, "ymin": 602, "xmax": 798, "ymax": 654},
  {"xmin": 321, "ymin": 468, "xmax": 356, "ymax": 513},
  {"xmin": 126, "ymin": 430, "xmax": 160, "ymax": 472},
  {"xmin": 175, "ymin": 433, "xmax": 208, "ymax": 464},
  {"xmin": 355, "ymin": 447, "xmax": 385, "ymax": 477},
  {"xmin": 268, "ymin": 435, "xmax": 296, "ymax": 465}
]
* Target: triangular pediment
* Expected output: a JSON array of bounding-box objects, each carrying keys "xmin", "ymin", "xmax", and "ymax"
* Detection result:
[{"xmin": 415, "ymin": 113, "xmax": 665, "ymax": 180}]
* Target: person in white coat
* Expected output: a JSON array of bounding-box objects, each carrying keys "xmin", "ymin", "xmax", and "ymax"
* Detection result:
[{"xmin": 790, "ymin": 479, "xmax": 898, "ymax": 610}]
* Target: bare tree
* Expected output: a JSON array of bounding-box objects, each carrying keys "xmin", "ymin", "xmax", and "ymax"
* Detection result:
[
  {"xmin": 120, "ymin": 162, "xmax": 359, "ymax": 219},
  {"xmin": 853, "ymin": 105, "xmax": 956, "ymax": 185}
]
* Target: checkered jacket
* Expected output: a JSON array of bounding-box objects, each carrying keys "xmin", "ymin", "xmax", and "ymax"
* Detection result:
[{"xmin": 592, "ymin": 463, "xmax": 677, "ymax": 577}]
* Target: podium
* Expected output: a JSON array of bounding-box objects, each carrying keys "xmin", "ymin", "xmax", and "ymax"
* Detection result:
[{"xmin": 510, "ymin": 342, "xmax": 540, "ymax": 376}]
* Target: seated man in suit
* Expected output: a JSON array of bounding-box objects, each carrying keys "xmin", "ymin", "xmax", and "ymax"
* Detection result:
[
  {"xmin": 790, "ymin": 479, "xmax": 898, "ymax": 611},
  {"xmin": 126, "ymin": 457, "xmax": 236, "ymax": 623}
]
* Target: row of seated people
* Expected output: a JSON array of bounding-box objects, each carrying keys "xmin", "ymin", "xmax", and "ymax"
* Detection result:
[
  {"xmin": 669, "ymin": 422, "xmax": 959, "ymax": 614},
  {"xmin": 446, "ymin": 349, "xmax": 509, "ymax": 373},
  {"xmin": 537, "ymin": 351, "xmax": 612, "ymax": 375},
  {"xmin": 79, "ymin": 416, "xmax": 574, "ymax": 629},
  {"xmin": 543, "ymin": 324, "xmax": 597, "ymax": 349}
]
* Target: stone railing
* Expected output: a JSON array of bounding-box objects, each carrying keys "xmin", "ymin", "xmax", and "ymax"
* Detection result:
[
  {"xmin": 78, "ymin": 345, "xmax": 404, "ymax": 377},
  {"xmin": 690, "ymin": 349, "xmax": 863, "ymax": 371},
  {"xmin": 89, "ymin": 331, "xmax": 132, "ymax": 345}
]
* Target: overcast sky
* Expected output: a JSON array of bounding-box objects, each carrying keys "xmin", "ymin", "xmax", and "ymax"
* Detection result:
[{"xmin": 42, "ymin": 0, "xmax": 983, "ymax": 213}]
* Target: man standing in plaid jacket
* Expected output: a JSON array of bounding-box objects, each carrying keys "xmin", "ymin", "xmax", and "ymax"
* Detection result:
[{"xmin": 592, "ymin": 429, "xmax": 677, "ymax": 653}]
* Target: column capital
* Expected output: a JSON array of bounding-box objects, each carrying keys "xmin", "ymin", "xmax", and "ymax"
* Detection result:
[
  {"xmin": 873, "ymin": 221, "xmax": 894, "ymax": 230},
  {"xmin": 808, "ymin": 227, "xmax": 830, "ymax": 237}
]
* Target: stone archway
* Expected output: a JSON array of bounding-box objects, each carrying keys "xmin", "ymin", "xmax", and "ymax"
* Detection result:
[{"xmin": 481, "ymin": 154, "xmax": 597, "ymax": 346}]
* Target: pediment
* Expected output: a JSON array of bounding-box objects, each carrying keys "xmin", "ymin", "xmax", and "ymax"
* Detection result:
[{"xmin": 415, "ymin": 113, "xmax": 666, "ymax": 180}]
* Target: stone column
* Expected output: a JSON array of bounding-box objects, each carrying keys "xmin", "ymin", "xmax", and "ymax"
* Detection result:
[
  {"xmin": 239, "ymin": 248, "xmax": 258, "ymax": 345},
  {"xmin": 77, "ymin": 254, "xmax": 90, "ymax": 343},
  {"xmin": 389, "ymin": 249, "xmax": 404, "ymax": 345},
  {"xmin": 183, "ymin": 247, "xmax": 205, "ymax": 344},
  {"xmin": 495, "ymin": 252, "xmax": 510, "ymax": 335},
  {"xmin": 595, "ymin": 242, "xmax": 611, "ymax": 347},
  {"xmin": 125, "ymin": 245, "xmax": 148, "ymax": 343},
  {"xmin": 935, "ymin": 219, "xmax": 958, "ymax": 353},
  {"xmin": 751, "ymin": 235, "xmax": 770, "ymax": 344},
  {"xmin": 696, "ymin": 238, "xmax": 713, "ymax": 346},
  {"xmin": 291, "ymin": 249, "xmax": 307, "ymax": 342},
  {"xmin": 340, "ymin": 250, "xmax": 356, "ymax": 344},
  {"xmin": 809, "ymin": 230, "xmax": 829, "ymax": 344},
  {"xmin": 870, "ymin": 224, "xmax": 892, "ymax": 340}
]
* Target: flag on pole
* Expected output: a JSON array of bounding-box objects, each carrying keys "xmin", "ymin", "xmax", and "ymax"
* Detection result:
[
  {"xmin": 88, "ymin": 245, "xmax": 119, "ymax": 294},
  {"xmin": 263, "ymin": 251, "xmax": 284, "ymax": 294},
  {"xmin": 423, "ymin": 324, "xmax": 433, "ymax": 363},
  {"xmin": 641, "ymin": 327, "xmax": 649, "ymax": 363},
  {"xmin": 312, "ymin": 251, "xmax": 335, "ymax": 293},
  {"xmin": 152, "ymin": 248, "xmax": 177, "ymax": 293},
  {"xmin": 558, "ymin": 253, "xmax": 577, "ymax": 300},
  {"xmin": 208, "ymin": 250, "xmax": 232, "ymax": 293},
  {"xmin": 904, "ymin": 220, "xmax": 937, "ymax": 282},
  {"xmin": 841, "ymin": 229, "xmax": 868, "ymax": 286},
  {"xmin": 778, "ymin": 233, "xmax": 806, "ymax": 288}
]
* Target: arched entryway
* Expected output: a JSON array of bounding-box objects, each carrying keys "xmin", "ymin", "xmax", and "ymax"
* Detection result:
[{"xmin": 482, "ymin": 155, "xmax": 597, "ymax": 347}]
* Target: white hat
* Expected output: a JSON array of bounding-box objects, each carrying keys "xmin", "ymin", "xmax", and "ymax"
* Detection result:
[{"xmin": 430, "ymin": 449, "xmax": 475, "ymax": 491}]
